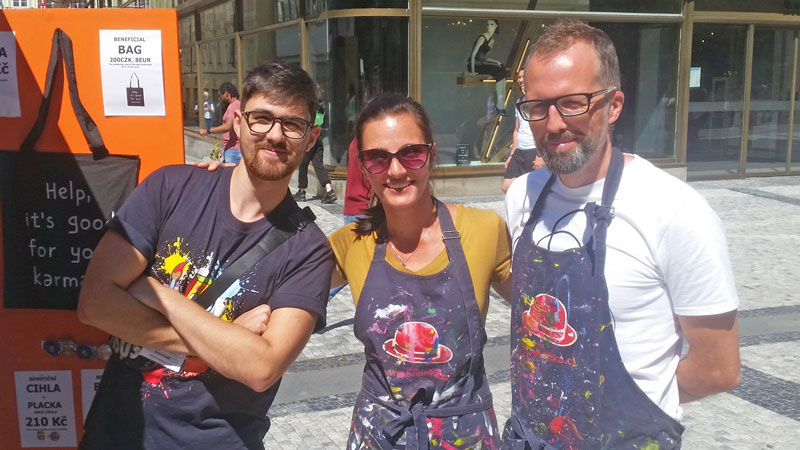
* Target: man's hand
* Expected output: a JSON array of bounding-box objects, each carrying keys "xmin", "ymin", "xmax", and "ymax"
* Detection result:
[
  {"xmin": 190, "ymin": 161, "xmax": 235, "ymax": 171},
  {"xmin": 232, "ymin": 304, "xmax": 272, "ymax": 335},
  {"xmin": 198, "ymin": 128, "xmax": 209, "ymax": 136},
  {"xmin": 127, "ymin": 275, "xmax": 173, "ymax": 311},
  {"xmin": 504, "ymin": 156, "xmax": 512, "ymax": 169},
  {"xmin": 533, "ymin": 155, "xmax": 545, "ymax": 170}
]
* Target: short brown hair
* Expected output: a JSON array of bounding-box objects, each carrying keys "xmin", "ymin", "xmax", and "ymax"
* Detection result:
[
  {"xmin": 241, "ymin": 61, "xmax": 319, "ymax": 119},
  {"xmin": 527, "ymin": 19, "xmax": 620, "ymax": 88}
]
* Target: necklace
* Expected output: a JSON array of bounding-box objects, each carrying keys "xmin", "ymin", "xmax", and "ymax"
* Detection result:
[{"xmin": 389, "ymin": 216, "xmax": 437, "ymax": 268}]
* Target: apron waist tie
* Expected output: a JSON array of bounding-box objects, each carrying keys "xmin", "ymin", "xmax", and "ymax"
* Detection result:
[{"xmin": 362, "ymin": 388, "xmax": 494, "ymax": 450}]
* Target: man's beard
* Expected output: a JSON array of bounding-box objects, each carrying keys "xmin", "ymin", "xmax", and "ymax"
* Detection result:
[
  {"xmin": 537, "ymin": 130, "xmax": 603, "ymax": 175},
  {"xmin": 242, "ymin": 144, "xmax": 303, "ymax": 181}
]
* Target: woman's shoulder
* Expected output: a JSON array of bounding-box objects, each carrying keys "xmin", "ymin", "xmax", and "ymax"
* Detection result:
[
  {"xmin": 450, "ymin": 203, "xmax": 507, "ymax": 234},
  {"xmin": 330, "ymin": 222, "xmax": 361, "ymax": 243},
  {"xmin": 455, "ymin": 203, "xmax": 505, "ymax": 222},
  {"xmin": 329, "ymin": 222, "xmax": 377, "ymax": 252}
]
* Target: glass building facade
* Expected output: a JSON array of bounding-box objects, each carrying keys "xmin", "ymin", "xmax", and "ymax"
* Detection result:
[{"xmin": 177, "ymin": 0, "xmax": 800, "ymax": 180}]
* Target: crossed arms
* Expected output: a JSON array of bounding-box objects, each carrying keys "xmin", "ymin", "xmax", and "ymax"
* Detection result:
[{"xmin": 77, "ymin": 230, "xmax": 317, "ymax": 392}]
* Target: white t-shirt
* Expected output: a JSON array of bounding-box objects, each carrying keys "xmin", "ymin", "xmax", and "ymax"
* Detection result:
[
  {"xmin": 505, "ymin": 154, "xmax": 738, "ymax": 421},
  {"xmin": 203, "ymin": 100, "xmax": 214, "ymax": 120},
  {"xmin": 514, "ymin": 100, "xmax": 536, "ymax": 150}
]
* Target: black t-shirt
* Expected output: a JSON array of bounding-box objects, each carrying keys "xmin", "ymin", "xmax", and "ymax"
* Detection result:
[{"xmin": 80, "ymin": 165, "xmax": 333, "ymax": 450}]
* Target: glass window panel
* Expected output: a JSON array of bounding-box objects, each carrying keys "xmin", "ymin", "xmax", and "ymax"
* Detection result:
[
  {"xmin": 695, "ymin": 0, "xmax": 784, "ymax": 13},
  {"xmin": 309, "ymin": 17, "xmax": 409, "ymax": 168},
  {"xmin": 307, "ymin": 0, "xmax": 407, "ymax": 11},
  {"xmin": 422, "ymin": 19, "xmax": 680, "ymax": 167},
  {"xmin": 179, "ymin": 15, "xmax": 195, "ymax": 47},
  {"xmin": 200, "ymin": 1, "xmax": 235, "ymax": 40},
  {"xmin": 183, "ymin": 82, "xmax": 197, "ymax": 126},
  {"xmin": 243, "ymin": 0, "xmax": 300, "ymax": 30},
  {"xmin": 241, "ymin": 26, "xmax": 302, "ymax": 71},
  {"xmin": 687, "ymin": 24, "xmax": 747, "ymax": 178},
  {"xmin": 422, "ymin": 17, "xmax": 531, "ymax": 167},
  {"xmin": 592, "ymin": 22, "xmax": 680, "ymax": 159},
  {"xmin": 199, "ymin": 38, "xmax": 239, "ymax": 127},
  {"xmin": 180, "ymin": 46, "xmax": 195, "ymax": 74},
  {"xmin": 747, "ymin": 28, "xmax": 793, "ymax": 175},
  {"xmin": 422, "ymin": 0, "xmax": 681, "ymax": 14}
]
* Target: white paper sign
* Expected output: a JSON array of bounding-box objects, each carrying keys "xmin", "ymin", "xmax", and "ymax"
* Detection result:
[
  {"xmin": 14, "ymin": 371, "xmax": 77, "ymax": 448},
  {"xmin": 690, "ymin": 66, "xmax": 702, "ymax": 88},
  {"xmin": 80, "ymin": 369, "xmax": 104, "ymax": 421},
  {"xmin": 0, "ymin": 31, "xmax": 21, "ymax": 117},
  {"xmin": 99, "ymin": 29, "xmax": 165, "ymax": 116}
]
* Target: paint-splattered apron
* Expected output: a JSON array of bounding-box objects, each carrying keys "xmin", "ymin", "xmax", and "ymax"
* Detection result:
[
  {"xmin": 502, "ymin": 149, "xmax": 684, "ymax": 450},
  {"xmin": 347, "ymin": 199, "xmax": 499, "ymax": 450}
]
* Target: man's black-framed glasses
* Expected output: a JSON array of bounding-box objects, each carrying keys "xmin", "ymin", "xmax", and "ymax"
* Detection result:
[
  {"xmin": 241, "ymin": 111, "xmax": 312, "ymax": 139},
  {"xmin": 358, "ymin": 143, "xmax": 432, "ymax": 174},
  {"xmin": 516, "ymin": 87, "xmax": 617, "ymax": 122}
]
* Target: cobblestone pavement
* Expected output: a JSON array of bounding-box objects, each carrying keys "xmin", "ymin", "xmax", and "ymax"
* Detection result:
[{"xmin": 263, "ymin": 175, "xmax": 800, "ymax": 449}]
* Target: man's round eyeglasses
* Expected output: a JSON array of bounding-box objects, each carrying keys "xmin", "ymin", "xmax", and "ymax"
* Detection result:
[
  {"xmin": 241, "ymin": 111, "xmax": 312, "ymax": 139},
  {"xmin": 516, "ymin": 87, "xmax": 617, "ymax": 122}
]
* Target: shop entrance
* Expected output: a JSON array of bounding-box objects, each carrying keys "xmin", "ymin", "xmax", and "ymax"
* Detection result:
[{"xmin": 687, "ymin": 23, "xmax": 800, "ymax": 178}]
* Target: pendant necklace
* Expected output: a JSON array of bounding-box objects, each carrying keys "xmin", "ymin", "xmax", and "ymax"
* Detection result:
[{"xmin": 390, "ymin": 216, "xmax": 437, "ymax": 268}]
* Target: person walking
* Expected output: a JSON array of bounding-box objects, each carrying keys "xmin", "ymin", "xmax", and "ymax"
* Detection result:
[
  {"xmin": 200, "ymin": 82, "xmax": 242, "ymax": 164},
  {"xmin": 502, "ymin": 68, "xmax": 543, "ymax": 193},
  {"xmin": 293, "ymin": 103, "xmax": 337, "ymax": 204}
]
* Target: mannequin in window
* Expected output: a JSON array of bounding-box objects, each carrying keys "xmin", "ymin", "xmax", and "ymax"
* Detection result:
[{"xmin": 467, "ymin": 19, "xmax": 509, "ymax": 116}]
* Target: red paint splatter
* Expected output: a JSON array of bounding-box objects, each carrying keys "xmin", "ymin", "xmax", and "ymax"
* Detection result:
[
  {"xmin": 549, "ymin": 414, "xmax": 583, "ymax": 447},
  {"xmin": 142, "ymin": 368, "xmax": 170, "ymax": 399}
]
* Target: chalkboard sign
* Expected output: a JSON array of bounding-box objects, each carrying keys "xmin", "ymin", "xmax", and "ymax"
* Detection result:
[
  {"xmin": 0, "ymin": 29, "xmax": 140, "ymax": 310},
  {"xmin": 0, "ymin": 151, "xmax": 139, "ymax": 309}
]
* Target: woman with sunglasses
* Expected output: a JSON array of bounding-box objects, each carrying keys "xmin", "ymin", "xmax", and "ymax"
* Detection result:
[{"xmin": 329, "ymin": 93, "xmax": 512, "ymax": 449}]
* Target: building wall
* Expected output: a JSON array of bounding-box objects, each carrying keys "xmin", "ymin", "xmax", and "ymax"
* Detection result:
[{"xmin": 174, "ymin": 0, "xmax": 800, "ymax": 181}]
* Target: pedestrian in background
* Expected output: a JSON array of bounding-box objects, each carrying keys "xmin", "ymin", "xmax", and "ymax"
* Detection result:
[
  {"xmin": 200, "ymin": 82, "xmax": 241, "ymax": 165},
  {"xmin": 293, "ymin": 102, "xmax": 337, "ymax": 204},
  {"xmin": 195, "ymin": 90, "xmax": 215, "ymax": 132},
  {"xmin": 502, "ymin": 68, "xmax": 543, "ymax": 193}
]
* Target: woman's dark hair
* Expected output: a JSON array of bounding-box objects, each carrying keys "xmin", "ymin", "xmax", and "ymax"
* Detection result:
[{"xmin": 353, "ymin": 93, "xmax": 434, "ymax": 239}]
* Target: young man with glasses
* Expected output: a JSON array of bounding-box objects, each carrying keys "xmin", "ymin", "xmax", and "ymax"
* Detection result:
[
  {"xmin": 78, "ymin": 61, "xmax": 333, "ymax": 450},
  {"xmin": 502, "ymin": 20, "xmax": 740, "ymax": 449}
]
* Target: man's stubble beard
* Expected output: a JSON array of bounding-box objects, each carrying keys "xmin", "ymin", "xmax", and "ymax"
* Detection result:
[
  {"xmin": 242, "ymin": 143, "xmax": 305, "ymax": 181},
  {"xmin": 537, "ymin": 131, "xmax": 601, "ymax": 175},
  {"xmin": 536, "ymin": 111, "xmax": 610, "ymax": 175}
]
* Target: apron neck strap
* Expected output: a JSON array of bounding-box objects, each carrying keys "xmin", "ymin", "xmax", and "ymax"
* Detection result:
[{"xmin": 588, "ymin": 147, "xmax": 625, "ymax": 276}]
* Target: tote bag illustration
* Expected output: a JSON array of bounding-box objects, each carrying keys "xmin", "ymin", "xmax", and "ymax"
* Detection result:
[{"xmin": 0, "ymin": 29, "xmax": 140, "ymax": 310}]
